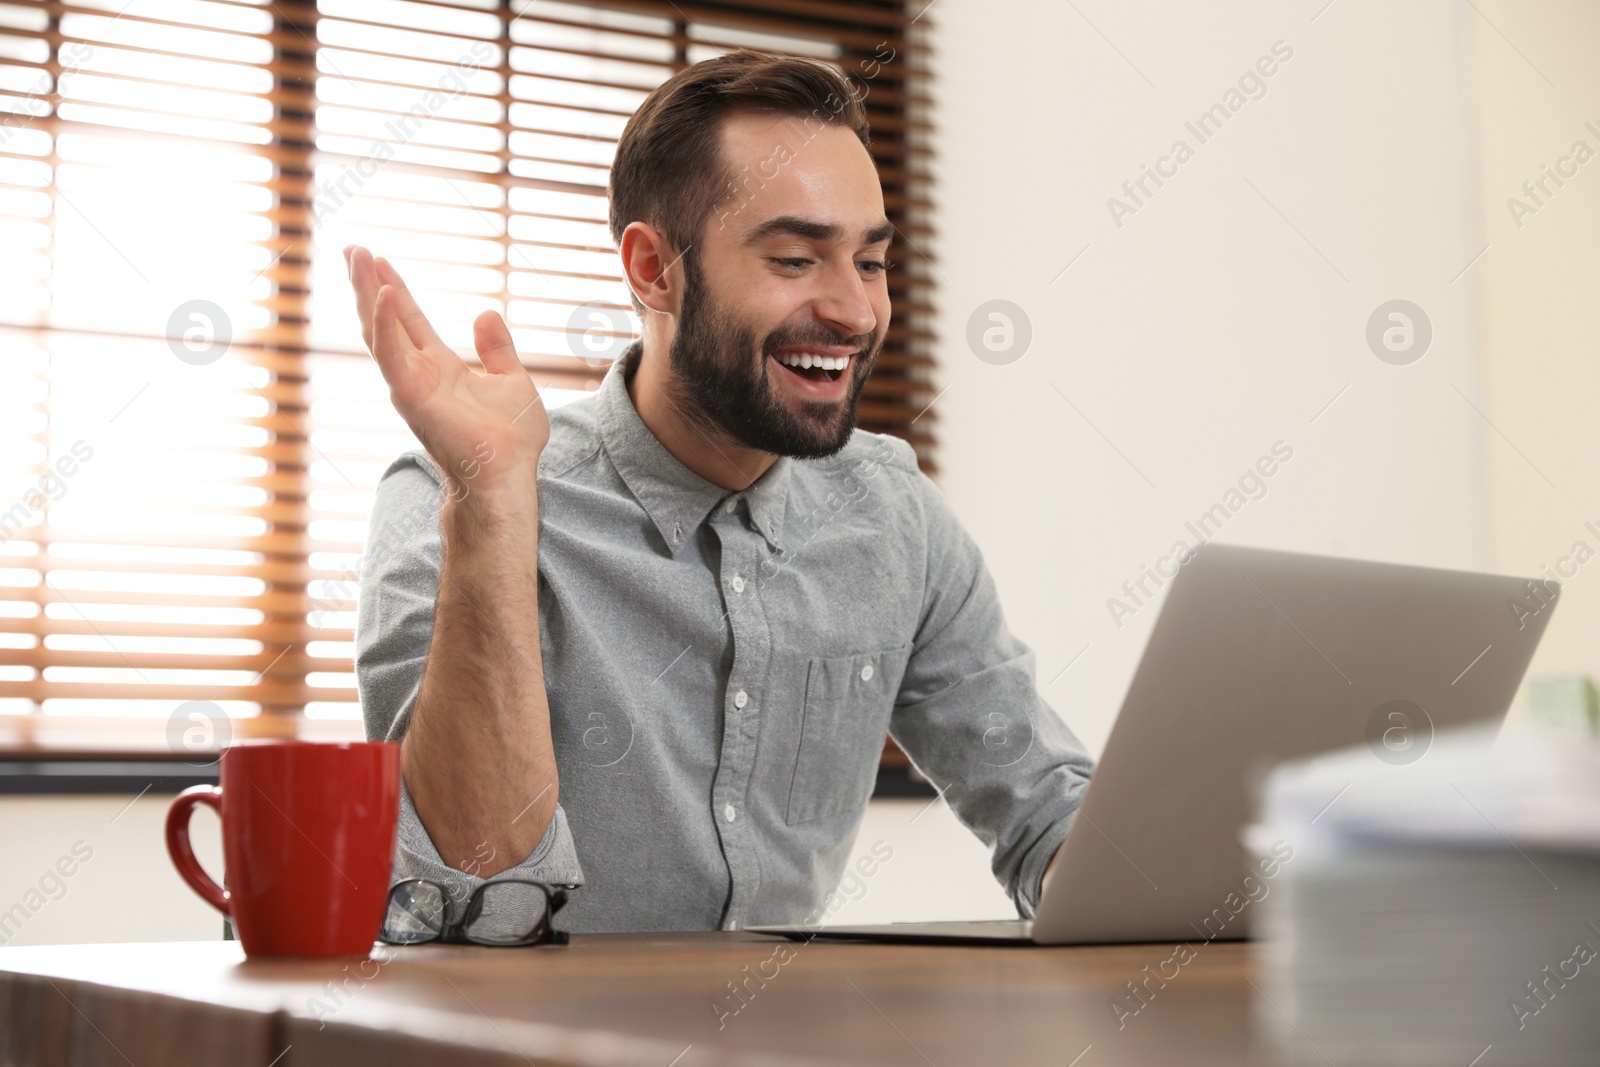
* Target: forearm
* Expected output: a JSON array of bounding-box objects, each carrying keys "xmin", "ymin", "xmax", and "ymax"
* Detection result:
[
  {"xmin": 402, "ymin": 469, "xmax": 557, "ymax": 877},
  {"xmin": 1041, "ymin": 839, "xmax": 1066, "ymax": 902}
]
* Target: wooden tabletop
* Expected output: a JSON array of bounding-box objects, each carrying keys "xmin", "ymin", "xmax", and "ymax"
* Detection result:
[{"xmin": 0, "ymin": 933, "xmax": 1294, "ymax": 1066}]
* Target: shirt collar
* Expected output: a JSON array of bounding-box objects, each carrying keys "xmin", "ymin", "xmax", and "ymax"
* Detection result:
[
  {"xmin": 594, "ymin": 352, "xmax": 790, "ymax": 555},
  {"xmin": 741, "ymin": 453, "xmax": 791, "ymax": 551}
]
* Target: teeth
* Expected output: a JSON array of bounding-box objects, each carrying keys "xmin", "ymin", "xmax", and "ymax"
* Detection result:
[{"xmin": 776, "ymin": 352, "xmax": 849, "ymax": 371}]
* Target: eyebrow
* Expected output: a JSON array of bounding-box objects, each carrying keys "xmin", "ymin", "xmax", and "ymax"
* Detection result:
[{"xmin": 742, "ymin": 215, "xmax": 894, "ymax": 248}]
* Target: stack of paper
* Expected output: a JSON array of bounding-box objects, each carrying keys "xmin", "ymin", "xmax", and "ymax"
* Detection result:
[{"xmin": 1249, "ymin": 728, "xmax": 1600, "ymax": 1066}]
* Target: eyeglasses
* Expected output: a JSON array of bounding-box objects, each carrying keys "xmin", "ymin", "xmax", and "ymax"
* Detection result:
[{"xmin": 380, "ymin": 879, "xmax": 570, "ymax": 947}]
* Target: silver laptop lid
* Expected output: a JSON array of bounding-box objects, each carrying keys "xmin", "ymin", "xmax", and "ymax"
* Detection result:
[{"xmin": 1033, "ymin": 544, "xmax": 1557, "ymax": 945}]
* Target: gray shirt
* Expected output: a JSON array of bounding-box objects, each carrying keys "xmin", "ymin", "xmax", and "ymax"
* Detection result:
[{"xmin": 355, "ymin": 353, "xmax": 1094, "ymax": 933}]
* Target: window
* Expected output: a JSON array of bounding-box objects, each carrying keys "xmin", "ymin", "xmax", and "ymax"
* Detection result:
[{"xmin": 0, "ymin": 0, "xmax": 935, "ymax": 750}]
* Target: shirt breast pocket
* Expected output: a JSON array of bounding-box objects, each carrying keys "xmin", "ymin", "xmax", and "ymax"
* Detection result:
[{"xmin": 785, "ymin": 644, "xmax": 911, "ymax": 826}]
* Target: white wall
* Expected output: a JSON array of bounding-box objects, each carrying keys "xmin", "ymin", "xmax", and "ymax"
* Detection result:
[
  {"xmin": 1472, "ymin": 5, "xmax": 1600, "ymax": 689},
  {"xmin": 931, "ymin": 0, "xmax": 1490, "ymax": 756},
  {"xmin": 0, "ymin": 794, "xmax": 223, "ymax": 947}
]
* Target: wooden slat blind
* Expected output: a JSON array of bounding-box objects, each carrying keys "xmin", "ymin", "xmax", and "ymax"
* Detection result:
[{"xmin": 0, "ymin": 0, "xmax": 935, "ymax": 749}]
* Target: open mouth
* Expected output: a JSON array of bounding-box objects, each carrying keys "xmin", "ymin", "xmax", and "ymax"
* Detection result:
[{"xmin": 770, "ymin": 350, "xmax": 850, "ymax": 383}]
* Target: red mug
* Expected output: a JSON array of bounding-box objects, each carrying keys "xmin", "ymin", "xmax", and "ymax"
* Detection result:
[{"xmin": 166, "ymin": 740, "xmax": 401, "ymax": 958}]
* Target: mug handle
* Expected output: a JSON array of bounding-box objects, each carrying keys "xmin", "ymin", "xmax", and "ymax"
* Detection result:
[{"xmin": 166, "ymin": 785, "xmax": 229, "ymax": 916}]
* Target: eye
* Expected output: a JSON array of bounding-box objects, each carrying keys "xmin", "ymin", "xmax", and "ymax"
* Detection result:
[
  {"xmin": 770, "ymin": 257, "xmax": 813, "ymax": 272},
  {"xmin": 857, "ymin": 260, "xmax": 889, "ymax": 276}
]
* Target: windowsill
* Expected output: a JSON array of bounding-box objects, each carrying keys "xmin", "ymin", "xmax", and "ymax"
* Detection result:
[
  {"xmin": 0, "ymin": 718, "xmax": 360, "ymax": 792},
  {"xmin": 0, "ymin": 760, "xmax": 937, "ymax": 798},
  {"xmin": 0, "ymin": 737, "xmax": 936, "ymax": 797},
  {"xmin": 0, "ymin": 717, "xmax": 365, "ymax": 758},
  {"xmin": 0, "ymin": 755, "xmax": 220, "ymax": 794},
  {"xmin": 874, "ymin": 764, "xmax": 937, "ymax": 798}
]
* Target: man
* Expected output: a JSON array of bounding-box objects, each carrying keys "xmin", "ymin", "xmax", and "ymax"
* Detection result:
[{"xmin": 351, "ymin": 49, "xmax": 1094, "ymax": 933}]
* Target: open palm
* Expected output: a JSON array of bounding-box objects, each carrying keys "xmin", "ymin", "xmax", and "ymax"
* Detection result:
[{"xmin": 345, "ymin": 245, "xmax": 549, "ymax": 495}]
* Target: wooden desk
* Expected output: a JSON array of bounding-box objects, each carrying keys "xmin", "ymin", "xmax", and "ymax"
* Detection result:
[{"xmin": 0, "ymin": 934, "xmax": 1292, "ymax": 1066}]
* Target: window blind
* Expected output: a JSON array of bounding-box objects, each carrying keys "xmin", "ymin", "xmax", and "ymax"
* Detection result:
[{"xmin": 0, "ymin": 0, "xmax": 935, "ymax": 750}]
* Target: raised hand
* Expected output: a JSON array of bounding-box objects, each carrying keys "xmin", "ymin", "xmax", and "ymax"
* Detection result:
[
  {"xmin": 345, "ymin": 245, "xmax": 549, "ymax": 498},
  {"xmin": 346, "ymin": 247, "xmax": 560, "ymax": 872}
]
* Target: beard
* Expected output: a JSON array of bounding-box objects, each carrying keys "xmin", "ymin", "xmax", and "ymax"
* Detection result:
[{"xmin": 665, "ymin": 255, "xmax": 881, "ymax": 459}]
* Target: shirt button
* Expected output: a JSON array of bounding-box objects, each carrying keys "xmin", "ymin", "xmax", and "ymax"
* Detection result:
[
  {"xmin": 724, "ymin": 804, "xmax": 737, "ymax": 822},
  {"xmin": 860, "ymin": 663, "xmax": 875, "ymax": 682},
  {"xmin": 731, "ymin": 575, "xmax": 745, "ymax": 593},
  {"xmin": 734, "ymin": 689, "xmax": 748, "ymax": 709},
  {"xmin": 723, "ymin": 499, "xmax": 737, "ymax": 515}
]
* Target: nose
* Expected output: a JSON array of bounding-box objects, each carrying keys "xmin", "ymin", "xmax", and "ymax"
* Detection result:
[{"xmin": 813, "ymin": 261, "xmax": 877, "ymax": 342}]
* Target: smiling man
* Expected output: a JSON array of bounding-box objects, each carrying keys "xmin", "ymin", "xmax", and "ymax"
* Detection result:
[{"xmin": 351, "ymin": 50, "xmax": 1094, "ymax": 933}]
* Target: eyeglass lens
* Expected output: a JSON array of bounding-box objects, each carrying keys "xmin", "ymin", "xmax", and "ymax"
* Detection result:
[
  {"xmin": 381, "ymin": 881, "xmax": 446, "ymax": 944},
  {"xmin": 462, "ymin": 882, "xmax": 550, "ymax": 945}
]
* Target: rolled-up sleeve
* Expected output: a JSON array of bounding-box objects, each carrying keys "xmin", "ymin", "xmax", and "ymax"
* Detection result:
[
  {"xmin": 887, "ymin": 467, "xmax": 1095, "ymax": 918},
  {"xmin": 354, "ymin": 451, "xmax": 585, "ymax": 917}
]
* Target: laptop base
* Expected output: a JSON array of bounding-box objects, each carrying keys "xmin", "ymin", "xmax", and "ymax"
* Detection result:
[{"xmin": 746, "ymin": 920, "xmax": 1036, "ymax": 945}]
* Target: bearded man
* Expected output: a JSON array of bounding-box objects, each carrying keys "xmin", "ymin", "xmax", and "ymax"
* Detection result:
[{"xmin": 351, "ymin": 48, "xmax": 1093, "ymax": 934}]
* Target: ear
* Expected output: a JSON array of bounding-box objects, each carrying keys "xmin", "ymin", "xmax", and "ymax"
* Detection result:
[{"xmin": 619, "ymin": 221, "xmax": 684, "ymax": 317}]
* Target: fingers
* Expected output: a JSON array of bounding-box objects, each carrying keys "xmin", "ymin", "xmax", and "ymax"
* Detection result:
[
  {"xmin": 353, "ymin": 244, "xmax": 523, "ymax": 395},
  {"xmin": 373, "ymin": 255, "xmax": 446, "ymax": 353},
  {"xmin": 369, "ymin": 285, "xmax": 415, "ymax": 388},
  {"xmin": 349, "ymin": 247, "xmax": 413, "ymax": 385},
  {"xmin": 346, "ymin": 245, "xmax": 381, "ymax": 354},
  {"xmin": 474, "ymin": 310, "xmax": 524, "ymax": 378}
]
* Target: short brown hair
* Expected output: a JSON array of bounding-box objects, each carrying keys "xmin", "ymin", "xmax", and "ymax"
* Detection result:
[{"xmin": 607, "ymin": 49, "xmax": 871, "ymax": 256}]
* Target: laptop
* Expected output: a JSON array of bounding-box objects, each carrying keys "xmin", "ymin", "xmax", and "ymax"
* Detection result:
[{"xmin": 749, "ymin": 543, "xmax": 1558, "ymax": 945}]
